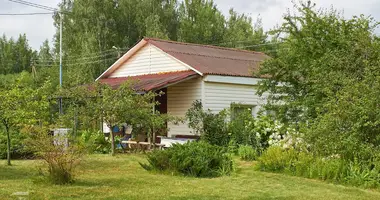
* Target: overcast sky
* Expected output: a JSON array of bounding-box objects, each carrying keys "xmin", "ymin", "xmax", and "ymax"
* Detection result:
[{"xmin": 1, "ymin": 0, "xmax": 380, "ymax": 50}]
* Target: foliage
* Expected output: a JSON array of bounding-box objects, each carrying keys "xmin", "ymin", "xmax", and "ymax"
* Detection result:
[
  {"xmin": 185, "ymin": 100, "xmax": 300, "ymax": 152},
  {"xmin": 77, "ymin": 130, "xmax": 110, "ymax": 154},
  {"xmin": 257, "ymin": 146, "xmax": 380, "ymax": 188},
  {"xmin": 26, "ymin": 127, "xmax": 84, "ymax": 185},
  {"xmin": 0, "ymin": 34, "xmax": 38, "ymax": 75},
  {"xmin": 0, "ymin": 130, "xmax": 32, "ymax": 159},
  {"xmin": 53, "ymin": 0, "xmax": 269, "ymax": 82},
  {"xmin": 178, "ymin": 0, "xmax": 225, "ymax": 44},
  {"xmin": 305, "ymin": 77, "xmax": 380, "ymax": 160},
  {"xmin": 228, "ymin": 108, "xmax": 261, "ymax": 150},
  {"xmin": 258, "ymin": 1, "xmax": 380, "ymax": 124},
  {"xmin": 141, "ymin": 141, "xmax": 234, "ymax": 177},
  {"xmin": 0, "ymin": 73, "xmax": 51, "ymax": 165},
  {"xmin": 185, "ymin": 100, "xmax": 229, "ymax": 146},
  {"xmin": 257, "ymin": 1, "xmax": 380, "ymax": 162},
  {"xmin": 257, "ymin": 146, "xmax": 297, "ymax": 172},
  {"xmin": 223, "ymin": 9, "xmax": 267, "ymax": 51},
  {"xmin": 238, "ymin": 145, "xmax": 257, "ymax": 161}
]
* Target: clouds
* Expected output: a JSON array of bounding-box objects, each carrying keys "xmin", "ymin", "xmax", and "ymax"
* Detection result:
[
  {"xmin": 0, "ymin": 0, "xmax": 60, "ymax": 49},
  {"xmin": 0, "ymin": 0, "xmax": 379, "ymax": 50}
]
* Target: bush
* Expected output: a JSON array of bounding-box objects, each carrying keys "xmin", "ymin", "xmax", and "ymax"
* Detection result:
[
  {"xmin": 141, "ymin": 141, "xmax": 234, "ymax": 177},
  {"xmin": 186, "ymin": 101, "xmax": 229, "ymax": 146},
  {"xmin": 257, "ymin": 146, "xmax": 297, "ymax": 172},
  {"xmin": 0, "ymin": 130, "xmax": 34, "ymax": 159},
  {"xmin": 238, "ymin": 145, "xmax": 257, "ymax": 161},
  {"xmin": 257, "ymin": 146, "xmax": 380, "ymax": 188},
  {"xmin": 77, "ymin": 130, "xmax": 110, "ymax": 154},
  {"xmin": 27, "ymin": 127, "xmax": 84, "ymax": 184}
]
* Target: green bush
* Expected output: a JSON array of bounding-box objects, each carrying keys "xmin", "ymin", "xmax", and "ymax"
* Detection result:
[
  {"xmin": 257, "ymin": 146, "xmax": 380, "ymax": 188},
  {"xmin": 238, "ymin": 145, "xmax": 257, "ymax": 161},
  {"xmin": 257, "ymin": 146, "xmax": 297, "ymax": 172},
  {"xmin": 77, "ymin": 130, "xmax": 110, "ymax": 154},
  {"xmin": 0, "ymin": 130, "xmax": 34, "ymax": 159},
  {"xmin": 141, "ymin": 141, "xmax": 234, "ymax": 177}
]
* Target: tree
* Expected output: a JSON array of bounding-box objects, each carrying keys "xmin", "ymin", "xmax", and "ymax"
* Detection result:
[
  {"xmin": 258, "ymin": 1, "xmax": 379, "ymax": 123},
  {"xmin": 0, "ymin": 73, "xmax": 50, "ymax": 165},
  {"xmin": 80, "ymin": 82, "xmax": 157, "ymax": 155},
  {"xmin": 223, "ymin": 9, "xmax": 267, "ymax": 50},
  {"xmin": 257, "ymin": 1, "xmax": 380, "ymax": 159},
  {"xmin": 178, "ymin": 0, "xmax": 225, "ymax": 44},
  {"xmin": 53, "ymin": 0, "xmax": 180, "ymax": 82},
  {"xmin": 0, "ymin": 34, "xmax": 36, "ymax": 75}
]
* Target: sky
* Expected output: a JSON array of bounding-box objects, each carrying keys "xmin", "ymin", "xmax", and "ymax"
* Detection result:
[{"xmin": 1, "ymin": 0, "xmax": 380, "ymax": 50}]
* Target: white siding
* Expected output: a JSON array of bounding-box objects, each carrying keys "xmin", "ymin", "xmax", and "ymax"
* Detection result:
[
  {"xmin": 167, "ymin": 77, "xmax": 202, "ymax": 137},
  {"xmin": 109, "ymin": 44, "xmax": 189, "ymax": 78},
  {"xmin": 203, "ymin": 81, "xmax": 268, "ymax": 114}
]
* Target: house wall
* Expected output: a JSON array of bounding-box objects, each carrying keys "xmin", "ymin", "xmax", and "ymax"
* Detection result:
[
  {"xmin": 109, "ymin": 44, "xmax": 189, "ymax": 78},
  {"xmin": 167, "ymin": 77, "xmax": 202, "ymax": 137},
  {"xmin": 203, "ymin": 77, "xmax": 268, "ymax": 115}
]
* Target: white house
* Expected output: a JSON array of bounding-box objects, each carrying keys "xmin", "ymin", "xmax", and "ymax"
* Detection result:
[{"xmin": 96, "ymin": 38, "xmax": 270, "ymax": 137}]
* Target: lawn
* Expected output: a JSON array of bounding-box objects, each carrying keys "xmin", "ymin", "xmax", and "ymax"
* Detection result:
[{"xmin": 1, "ymin": 154, "xmax": 380, "ymax": 200}]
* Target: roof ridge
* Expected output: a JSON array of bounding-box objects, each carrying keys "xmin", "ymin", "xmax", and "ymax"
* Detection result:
[
  {"xmin": 143, "ymin": 37, "xmax": 266, "ymax": 55},
  {"xmin": 165, "ymin": 50, "xmax": 262, "ymax": 62}
]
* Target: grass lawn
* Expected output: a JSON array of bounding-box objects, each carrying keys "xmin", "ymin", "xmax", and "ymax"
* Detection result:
[{"xmin": 1, "ymin": 154, "xmax": 380, "ymax": 200}]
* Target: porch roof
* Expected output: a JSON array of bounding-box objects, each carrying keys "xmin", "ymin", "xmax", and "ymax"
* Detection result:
[{"xmin": 98, "ymin": 70, "xmax": 199, "ymax": 91}]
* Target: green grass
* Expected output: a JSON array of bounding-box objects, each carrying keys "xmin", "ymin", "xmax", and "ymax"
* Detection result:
[{"xmin": 1, "ymin": 154, "xmax": 380, "ymax": 200}]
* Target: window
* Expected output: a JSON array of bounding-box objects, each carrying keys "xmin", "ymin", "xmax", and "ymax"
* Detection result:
[{"xmin": 231, "ymin": 104, "xmax": 259, "ymax": 119}]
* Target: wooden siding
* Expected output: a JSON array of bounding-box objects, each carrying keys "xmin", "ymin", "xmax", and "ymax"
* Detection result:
[
  {"xmin": 167, "ymin": 77, "xmax": 202, "ymax": 137},
  {"xmin": 109, "ymin": 44, "xmax": 189, "ymax": 78},
  {"xmin": 203, "ymin": 81, "xmax": 268, "ymax": 114}
]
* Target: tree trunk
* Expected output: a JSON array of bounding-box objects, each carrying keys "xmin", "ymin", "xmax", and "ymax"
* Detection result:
[
  {"xmin": 110, "ymin": 130, "xmax": 115, "ymax": 156},
  {"xmin": 6, "ymin": 125, "xmax": 11, "ymax": 166}
]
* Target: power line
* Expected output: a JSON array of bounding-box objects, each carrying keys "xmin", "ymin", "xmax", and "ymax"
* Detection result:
[
  {"xmin": 34, "ymin": 57, "xmax": 119, "ymax": 67},
  {"xmin": 8, "ymin": 0, "xmax": 70, "ymax": 14},
  {"xmin": 8, "ymin": 0, "xmax": 58, "ymax": 12},
  {"xmin": 0, "ymin": 12, "xmax": 54, "ymax": 16},
  {"xmin": 33, "ymin": 48, "xmax": 130, "ymax": 64}
]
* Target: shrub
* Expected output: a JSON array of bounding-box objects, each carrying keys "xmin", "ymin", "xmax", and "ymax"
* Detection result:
[
  {"xmin": 27, "ymin": 127, "xmax": 84, "ymax": 184},
  {"xmin": 78, "ymin": 130, "xmax": 110, "ymax": 154},
  {"xmin": 257, "ymin": 147, "xmax": 380, "ymax": 188},
  {"xmin": 256, "ymin": 146, "xmax": 297, "ymax": 172},
  {"xmin": 141, "ymin": 141, "xmax": 234, "ymax": 177},
  {"xmin": 0, "ymin": 130, "xmax": 34, "ymax": 159},
  {"xmin": 186, "ymin": 101, "xmax": 229, "ymax": 146},
  {"xmin": 238, "ymin": 145, "xmax": 257, "ymax": 161}
]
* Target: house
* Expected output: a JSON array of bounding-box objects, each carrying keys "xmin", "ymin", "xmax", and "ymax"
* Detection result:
[{"xmin": 96, "ymin": 38, "xmax": 270, "ymax": 137}]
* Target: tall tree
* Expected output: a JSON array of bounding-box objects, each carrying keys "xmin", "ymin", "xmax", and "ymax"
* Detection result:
[
  {"xmin": 53, "ymin": 0, "xmax": 179, "ymax": 83},
  {"xmin": 0, "ymin": 34, "xmax": 36, "ymax": 75},
  {"xmin": 223, "ymin": 9, "xmax": 267, "ymax": 50},
  {"xmin": 178, "ymin": 0, "xmax": 225, "ymax": 44},
  {"xmin": 258, "ymin": 1, "xmax": 380, "ymax": 123}
]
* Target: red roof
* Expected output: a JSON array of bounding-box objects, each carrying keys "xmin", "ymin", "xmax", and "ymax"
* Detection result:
[
  {"xmin": 99, "ymin": 70, "xmax": 198, "ymax": 91},
  {"xmin": 145, "ymin": 38, "xmax": 270, "ymax": 77}
]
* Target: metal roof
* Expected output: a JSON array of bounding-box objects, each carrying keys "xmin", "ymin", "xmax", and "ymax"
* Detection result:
[
  {"xmin": 145, "ymin": 38, "xmax": 270, "ymax": 77},
  {"xmin": 98, "ymin": 70, "xmax": 198, "ymax": 91}
]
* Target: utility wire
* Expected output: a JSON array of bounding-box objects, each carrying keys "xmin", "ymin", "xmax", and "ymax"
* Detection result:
[
  {"xmin": 8, "ymin": 0, "xmax": 70, "ymax": 14},
  {"xmin": 8, "ymin": 0, "xmax": 58, "ymax": 11},
  {"xmin": 35, "ymin": 57, "xmax": 119, "ymax": 67},
  {"xmin": 0, "ymin": 12, "xmax": 54, "ymax": 15}
]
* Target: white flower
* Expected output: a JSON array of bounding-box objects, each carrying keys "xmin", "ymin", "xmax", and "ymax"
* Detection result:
[
  {"xmin": 265, "ymin": 128, "xmax": 271, "ymax": 132},
  {"xmin": 268, "ymin": 140, "xmax": 273, "ymax": 145},
  {"xmin": 256, "ymin": 132, "xmax": 261, "ymax": 138}
]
